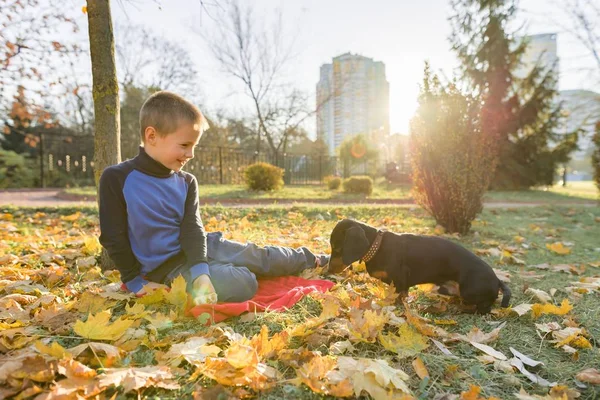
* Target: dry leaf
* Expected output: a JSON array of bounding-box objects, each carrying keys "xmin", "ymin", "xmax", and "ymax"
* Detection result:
[
  {"xmin": 575, "ymin": 368, "xmax": 600, "ymax": 384},
  {"xmin": 546, "ymin": 242, "xmax": 571, "ymax": 255},
  {"xmin": 532, "ymin": 299, "xmax": 573, "ymax": 319},
  {"xmin": 412, "ymin": 357, "xmax": 429, "ymax": 380},
  {"xmin": 73, "ymin": 311, "xmax": 134, "ymax": 341}
]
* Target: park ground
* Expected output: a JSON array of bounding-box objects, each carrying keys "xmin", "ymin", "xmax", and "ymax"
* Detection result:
[{"xmin": 0, "ymin": 202, "xmax": 599, "ymax": 399}]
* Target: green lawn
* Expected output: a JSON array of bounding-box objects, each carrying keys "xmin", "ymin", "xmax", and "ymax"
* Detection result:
[
  {"xmin": 1, "ymin": 204, "xmax": 599, "ymax": 398},
  {"xmin": 65, "ymin": 180, "xmax": 599, "ymax": 203}
]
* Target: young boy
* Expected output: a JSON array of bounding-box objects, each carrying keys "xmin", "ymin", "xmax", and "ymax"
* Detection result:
[{"xmin": 99, "ymin": 91, "xmax": 328, "ymax": 305}]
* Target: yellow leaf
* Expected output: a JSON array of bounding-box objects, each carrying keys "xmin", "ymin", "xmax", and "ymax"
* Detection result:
[
  {"xmin": 125, "ymin": 302, "xmax": 145, "ymax": 316},
  {"xmin": 250, "ymin": 325, "xmax": 289, "ymax": 359},
  {"xmin": 83, "ymin": 236, "xmax": 102, "ymax": 255},
  {"xmin": 546, "ymin": 242, "xmax": 571, "ymax": 255},
  {"xmin": 81, "ymin": 5, "xmax": 87, "ymax": 13},
  {"xmin": 224, "ymin": 342, "xmax": 258, "ymax": 369},
  {"xmin": 378, "ymin": 323, "xmax": 429, "ymax": 358},
  {"xmin": 144, "ymin": 311, "xmax": 175, "ymax": 331},
  {"xmin": 74, "ymin": 311, "xmax": 134, "ymax": 341},
  {"xmin": 76, "ymin": 292, "xmax": 114, "ymax": 314},
  {"xmin": 532, "ymin": 299, "xmax": 573, "ymax": 319},
  {"xmin": 35, "ymin": 340, "xmax": 71, "ymax": 359},
  {"xmin": 136, "ymin": 287, "xmax": 167, "ymax": 305},
  {"xmin": 412, "ymin": 357, "xmax": 429, "ymax": 380},
  {"xmin": 164, "ymin": 275, "xmax": 188, "ymax": 313}
]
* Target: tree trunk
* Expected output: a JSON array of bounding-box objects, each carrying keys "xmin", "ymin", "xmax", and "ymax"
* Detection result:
[
  {"xmin": 87, "ymin": 0, "xmax": 121, "ymax": 186},
  {"xmin": 87, "ymin": 0, "xmax": 120, "ymax": 270}
]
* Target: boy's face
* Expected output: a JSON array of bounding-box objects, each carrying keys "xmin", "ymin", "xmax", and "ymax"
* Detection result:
[{"xmin": 145, "ymin": 122, "xmax": 202, "ymax": 172}]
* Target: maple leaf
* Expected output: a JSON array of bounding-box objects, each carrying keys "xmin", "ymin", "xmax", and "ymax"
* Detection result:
[
  {"xmin": 224, "ymin": 341, "xmax": 259, "ymax": 369},
  {"xmin": 164, "ymin": 275, "xmax": 189, "ymax": 314},
  {"xmin": 378, "ymin": 323, "xmax": 429, "ymax": 358},
  {"xmin": 35, "ymin": 340, "xmax": 71, "ymax": 359},
  {"xmin": 455, "ymin": 322, "xmax": 506, "ymax": 344},
  {"xmin": 546, "ymin": 242, "xmax": 571, "ymax": 255},
  {"xmin": 145, "ymin": 311, "xmax": 177, "ymax": 331},
  {"xmin": 68, "ymin": 342, "xmax": 123, "ymax": 360},
  {"xmin": 197, "ymin": 357, "xmax": 279, "ymax": 391},
  {"xmin": 347, "ymin": 309, "xmax": 388, "ymax": 343},
  {"xmin": 161, "ymin": 336, "xmax": 221, "ymax": 366},
  {"xmin": 73, "ymin": 311, "xmax": 134, "ymax": 341},
  {"xmin": 296, "ymin": 355, "xmax": 353, "ymax": 397},
  {"xmin": 531, "ymin": 299, "xmax": 573, "ymax": 319},
  {"xmin": 75, "ymin": 292, "xmax": 115, "ymax": 314},
  {"xmin": 250, "ymin": 325, "xmax": 289, "ymax": 359},
  {"xmin": 99, "ymin": 366, "xmax": 180, "ymax": 393},
  {"xmin": 337, "ymin": 356, "xmax": 412, "ymax": 398}
]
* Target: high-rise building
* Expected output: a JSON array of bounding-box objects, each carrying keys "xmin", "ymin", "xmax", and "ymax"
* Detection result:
[
  {"xmin": 316, "ymin": 53, "xmax": 390, "ymax": 155},
  {"xmin": 559, "ymin": 89, "xmax": 600, "ymax": 160},
  {"xmin": 519, "ymin": 33, "xmax": 559, "ymax": 76}
]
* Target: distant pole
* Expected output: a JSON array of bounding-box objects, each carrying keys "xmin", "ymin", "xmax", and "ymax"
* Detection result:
[
  {"xmin": 39, "ymin": 133, "xmax": 45, "ymax": 188},
  {"xmin": 219, "ymin": 146, "xmax": 223, "ymax": 184}
]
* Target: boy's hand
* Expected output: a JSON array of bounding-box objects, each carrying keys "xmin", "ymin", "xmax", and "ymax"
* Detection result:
[
  {"xmin": 192, "ymin": 274, "xmax": 217, "ymax": 305},
  {"xmin": 135, "ymin": 282, "xmax": 168, "ymax": 297}
]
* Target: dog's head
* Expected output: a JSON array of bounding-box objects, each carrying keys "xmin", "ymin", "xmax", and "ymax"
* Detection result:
[{"xmin": 327, "ymin": 219, "xmax": 370, "ymax": 274}]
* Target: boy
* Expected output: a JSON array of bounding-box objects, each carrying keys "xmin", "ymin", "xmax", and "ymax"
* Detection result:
[{"xmin": 99, "ymin": 91, "xmax": 328, "ymax": 305}]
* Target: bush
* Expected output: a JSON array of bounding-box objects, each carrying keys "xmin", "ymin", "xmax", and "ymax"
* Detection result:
[
  {"xmin": 0, "ymin": 149, "xmax": 38, "ymax": 188},
  {"xmin": 593, "ymin": 121, "xmax": 600, "ymax": 194},
  {"xmin": 324, "ymin": 175, "xmax": 341, "ymax": 190},
  {"xmin": 243, "ymin": 162, "xmax": 284, "ymax": 191},
  {"xmin": 409, "ymin": 65, "xmax": 497, "ymax": 234},
  {"xmin": 343, "ymin": 175, "xmax": 373, "ymax": 195}
]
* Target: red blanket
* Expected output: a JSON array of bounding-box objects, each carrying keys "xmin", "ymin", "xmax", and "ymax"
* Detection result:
[{"xmin": 188, "ymin": 276, "xmax": 334, "ymax": 323}]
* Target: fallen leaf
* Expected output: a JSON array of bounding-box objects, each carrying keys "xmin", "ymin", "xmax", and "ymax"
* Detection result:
[
  {"xmin": 575, "ymin": 368, "xmax": 600, "ymax": 384},
  {"xmin": 470, "ymin": 342, "xmax": 507, "ymax": 360},
  {"xmin": 379, "ymin": 323, "xmax": 429, "ymax": 358},
  {"xmin": 73, "ymin": 311, "xmax": 134, "ymax": 341},
  {"xmin": 99, "ymin": 366, "xmax": 180, "ymax": 393},
  {"xmin": 546, "ymin": 242, "xmax": 571, "ymax": 255},
  {"xmin": 532, "ymin": 299, "xmax": 573, "ymax": 319},
  {"xmin": 526, "ymin": 288, "xmax": 552, "ymax": 304},
  {"xmin": 412, "ymin": 357, "xmax": 429, "ymax": 380}
]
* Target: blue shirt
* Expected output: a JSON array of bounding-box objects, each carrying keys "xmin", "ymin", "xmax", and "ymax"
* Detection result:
[{"xmin": 98, "ymin": 147, "xmax": 208, "ymax": 292}]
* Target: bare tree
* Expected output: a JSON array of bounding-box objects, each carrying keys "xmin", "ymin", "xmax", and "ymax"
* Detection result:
[
  {"xmin": 552, "ymin": 0, "xmax": 600, "ymax": 81},
  {"xmin": 200, "ymin": 0, "xmax": 319, "ymax": 158},
  {"xmin": 115, "ymin": 24, "xmax": 200, "ymax": 98}
]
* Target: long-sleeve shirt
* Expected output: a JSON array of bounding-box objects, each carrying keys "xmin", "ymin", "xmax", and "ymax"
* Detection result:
[{"xmin": 98, "ymin": 147, "xmax": 208, "ymax": 293}]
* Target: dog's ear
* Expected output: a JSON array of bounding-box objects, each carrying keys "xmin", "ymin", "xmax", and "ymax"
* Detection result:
[{"xmin": 342, "ymin": 226, "xmax": 370, "ymax": 265}]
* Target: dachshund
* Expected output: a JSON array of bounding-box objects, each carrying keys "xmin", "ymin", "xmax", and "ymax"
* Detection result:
[{"xmin": 327, "ymin": 219, "xmax": 511, "ymax": 314}]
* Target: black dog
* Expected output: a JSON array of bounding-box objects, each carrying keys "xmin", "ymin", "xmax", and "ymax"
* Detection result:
[{"xmin": 327, "ymin": 219, "xmax": 511, "ymax": 314}]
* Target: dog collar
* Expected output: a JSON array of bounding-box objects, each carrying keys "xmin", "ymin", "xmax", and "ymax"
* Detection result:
[{"xmin": 360, "ymin": 229, "xmax": 387, "ymax": 264}]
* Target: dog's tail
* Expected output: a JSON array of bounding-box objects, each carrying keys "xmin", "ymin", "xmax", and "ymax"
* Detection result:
[{"xmin": 499, "ymin": 281, "xmax": 511, "ymax": 308}]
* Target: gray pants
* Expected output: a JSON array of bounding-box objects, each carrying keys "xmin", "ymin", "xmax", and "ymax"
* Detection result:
[{"xmin": 167, "ymin": 232, "xmax": 318, "ymax": 302}]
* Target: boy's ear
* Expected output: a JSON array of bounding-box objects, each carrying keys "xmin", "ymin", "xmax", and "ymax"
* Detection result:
[
  {"xmin": 144, "ymin": 126, "xmax": 157, "ymax": 144},
  {"xmin": 342, "ymin": 226, "xmax": 369, "ymax": 266}
]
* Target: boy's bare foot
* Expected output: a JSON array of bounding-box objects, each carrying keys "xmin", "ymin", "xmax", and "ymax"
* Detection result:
[{"xmin": 192, "ymin": 274, "xmax": 218, "ymax": 305}]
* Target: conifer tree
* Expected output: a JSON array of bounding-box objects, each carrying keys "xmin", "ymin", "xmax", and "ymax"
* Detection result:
[{"xmin": 450, "ymin": 0, "xmax": 578, "ymax": 189}]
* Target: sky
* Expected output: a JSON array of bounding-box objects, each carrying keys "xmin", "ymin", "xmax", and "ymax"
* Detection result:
[{"xmin": 71, "ymin": 0, "xmax": 598, "ymax": 137}]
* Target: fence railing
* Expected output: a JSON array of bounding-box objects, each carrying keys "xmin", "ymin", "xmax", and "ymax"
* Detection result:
[{"xmin": 34, "ymin": 133, "xmax": 408, "ymax": 187}]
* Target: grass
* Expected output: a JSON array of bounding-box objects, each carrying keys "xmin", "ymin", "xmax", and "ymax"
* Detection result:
[
  {"xmin": 1, "ymin": 204, "xmax": 599, "ymax": 399},
  {"xmin": 64, "ymin": 180, "xmax": 599, "ymax": 204}
]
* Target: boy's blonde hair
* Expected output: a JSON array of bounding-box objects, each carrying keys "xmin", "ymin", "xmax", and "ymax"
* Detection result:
[{"xmin": 139, "ymin": 91, "xmax": 210, "ymax": 142}]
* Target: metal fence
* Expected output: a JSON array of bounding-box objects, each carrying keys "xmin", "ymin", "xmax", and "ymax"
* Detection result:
[{"xmin": 35, "ymin": 133, "xmax": 405, "ymax": 187}]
